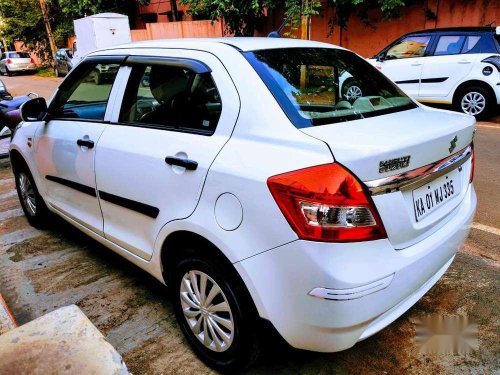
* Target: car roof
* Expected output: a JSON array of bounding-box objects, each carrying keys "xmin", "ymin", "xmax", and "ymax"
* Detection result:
[
  {"xmin": 99, "ymin": 37, "xmax": 342, "ymax": 53},
  {"xmin": 409, "ymin": 26, "xmax": 495, "ymax": 35}
]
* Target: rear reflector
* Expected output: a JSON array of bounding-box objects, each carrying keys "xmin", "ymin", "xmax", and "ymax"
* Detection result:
[{"xmin": 267, "ymin": 163, "xmax": 387, "ymax": 242}]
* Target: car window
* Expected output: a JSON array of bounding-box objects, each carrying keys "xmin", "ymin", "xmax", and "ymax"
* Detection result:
[
  {"xmin": 8, "ymin": 52, "xmax": 30, "ymax": 59},
  {"xmin": 245, "ymin": 48, "xmax": 415, "ymax": 128},
  {"xmin": 461, "ymin": 36, "xmax": 481, "ymax": 53},
  {"xmin": 386, "ymin": 36, "xmax": 431, "ymax": 59},
  {"xmin": 434, "ymin": 35, "xmax": 466, "ymax": 56},
  {"xmin": 51, "ymin": 63, "xmax": 119, "ymax": 121},
  {"xmin": 119, "ymin": 64, "xmax": 222, "ymax": 134}
]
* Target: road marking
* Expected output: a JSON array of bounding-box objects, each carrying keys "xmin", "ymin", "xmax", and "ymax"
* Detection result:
[{"xmin": 471, "ymin": 222, "xmax": 500, "ymax": 236}]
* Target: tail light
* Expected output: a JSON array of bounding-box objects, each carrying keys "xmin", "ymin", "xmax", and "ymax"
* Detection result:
[
  {"xmin": 6, "ymin": 59, "xmax": 12, "ymax": 64},
  {"xmin": 267, "ymin": 163, "xmax": 387, "ymax": 242},
  {"xmin": 30, "ymin": 58, "xmax": 35, "ymax": 64},
  {"xmin": 469, "ymin": 143, "xmax": 475, "ymax": 183}
]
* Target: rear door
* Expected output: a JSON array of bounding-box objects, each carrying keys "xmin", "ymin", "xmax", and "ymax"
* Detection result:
[
  {"xmin": 95, "ymin": 50, "xmax": 239, "ymax": 260},
  {"xmin": 419, "ymin": 34, "xmax": 478, "ymax": 98},
  {"xmin": 33, "ymin": 56, "xmax": 123, "ymax": 234},
  {"xmin": 375, "ymin": 35, "xmax": 432, "ymax": 97}
]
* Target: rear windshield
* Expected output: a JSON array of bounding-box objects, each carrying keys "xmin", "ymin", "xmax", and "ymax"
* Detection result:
[
  {"xmin": 8, "ymin": 52, "xmax": 30, "ymax": 58},
  {"xmin": 244, "ymin": 48, "xmax": 416, "ymax": 128}
]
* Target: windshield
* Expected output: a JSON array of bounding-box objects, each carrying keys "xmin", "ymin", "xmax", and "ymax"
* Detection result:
[
  {"xmin": 8, "ymin": 52, "xmax": 30, "ymax": 59},
  {"xmin": 244, "ymin": 48, "xmax": 416, "ymax": 128}
]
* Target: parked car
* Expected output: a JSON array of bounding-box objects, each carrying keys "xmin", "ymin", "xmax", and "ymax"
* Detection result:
[
  {"xmin": 10, "ymin": 38, "xmax": 476, "ymax": 373},
  {"xmin": 369, "ymin": 26, "xmax": 500, "ymax": 118},
  {"xmin": 54, "ymin": 48, "xmax": 73, "ymax": 77},
  {"xmin": 0, "ymin": 51, "xmax": 37, "ymax": 76}
]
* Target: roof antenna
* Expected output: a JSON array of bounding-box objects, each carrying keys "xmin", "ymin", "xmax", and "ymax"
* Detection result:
[
  {"xmin": 268, "ymin": 5, "xmax": 300, "ymax": 38},
  {"xmin": 484, "ymin": 20, "xmax": 495, "ymax": 27}
]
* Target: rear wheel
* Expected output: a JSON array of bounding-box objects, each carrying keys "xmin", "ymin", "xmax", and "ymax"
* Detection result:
[
  {"xmin": 454, "ymin": 86, "xmax": 493, "ymax": 119},
  {"xmin": 172, "ymin": 253, "xmax": 259, "ymax": 373},
  {"xmin": 342, "ymin": 80, "xmax": 363, "ymax": 102},
  {"xmin": 5, "ymin": 67, "xmax": 12, "ymax": 77},
  {"xmin": 54, "ymin": 66, "xmax": 60, "ymax": 77},
  {"xmin": 14, "ymin": 163, "xmax": 49, "ymax": 227}
]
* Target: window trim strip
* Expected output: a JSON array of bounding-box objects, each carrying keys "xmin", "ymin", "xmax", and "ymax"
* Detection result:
[{"xmin": 124, "ymin": 55, "xmax": 211, "ymax": 74}]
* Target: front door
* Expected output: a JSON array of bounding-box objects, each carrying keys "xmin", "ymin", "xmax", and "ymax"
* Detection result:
[
  {"xmin": 375, "ymin": 35, "xmax": 432, "ymax": 97},
  {"xmin": 94, "ymin": 51, "xmax": 240, "ymax": 260},
  {"xmin": 33, "ymin": 58, "xmax": 122, "ymax": 234}
]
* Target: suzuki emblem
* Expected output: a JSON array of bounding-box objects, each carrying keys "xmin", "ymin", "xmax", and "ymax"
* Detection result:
[{"xmin": 449, "ymin": 136, "xmax": 458, "ymax": 153}]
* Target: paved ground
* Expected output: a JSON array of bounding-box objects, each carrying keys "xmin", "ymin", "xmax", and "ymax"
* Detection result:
[
  {"xmin": 1, "ymin": 74, "xmax": 62, "ymax": 99},
  {"xmin": 0, "ymin": 75, "xmax": 499, "ymax": 374}
]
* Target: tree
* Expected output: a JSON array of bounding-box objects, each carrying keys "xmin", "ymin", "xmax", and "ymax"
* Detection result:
[{"xmin": 178, "ymin": 0, "xmax": 411, "ymax": 36}]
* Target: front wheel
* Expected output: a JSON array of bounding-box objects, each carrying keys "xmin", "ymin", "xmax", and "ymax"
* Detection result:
[
  {"xmin": 14, "ymin": 164, "xmax": 50, "ymax": 227},
  {"xmin": 454, "ymin": 86, "xmax": 493, "ymax": 119},
  {"xmin": 172, "ymin": 255, "xmax": 259, "ymax": 373}
]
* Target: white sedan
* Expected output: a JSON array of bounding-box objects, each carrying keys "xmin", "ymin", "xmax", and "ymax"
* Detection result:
[{"xmin": 10, "ymin": 37, "xmax": 476, "ymax": 372}]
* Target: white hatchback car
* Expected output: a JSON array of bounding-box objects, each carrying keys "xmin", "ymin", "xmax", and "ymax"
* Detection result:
[
  {"xmin": 0, "ymin": 51, "xmax": 37, "ymax": 76},
  {"xmin": 368, "ymin": 26, "xmax": 500, "ymax": 118},
  {"xmin": 11, "ymin": 38, "xmax": 476, "ymax": 372}
]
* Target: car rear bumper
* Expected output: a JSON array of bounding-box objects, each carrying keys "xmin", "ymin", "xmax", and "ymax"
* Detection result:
[
  {"xmin": 235, "ymin": 185, "xmax": 476, "ymax": 352},
  {"xmin": 6, "ymin": 64, "xmax": 37, "ymax": 72}
]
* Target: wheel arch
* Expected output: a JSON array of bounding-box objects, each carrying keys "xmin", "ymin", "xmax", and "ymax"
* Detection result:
[
  {"xmin": 453, "ymin": 79, "xmax": 496, "ymax": 103},
  {"xmin": 159, "ymin": 230, "xmax": 260, "ymax": 317},
  {"xmin": 9, "ymin": 148, "xmax": 28, "ymax": 173}
]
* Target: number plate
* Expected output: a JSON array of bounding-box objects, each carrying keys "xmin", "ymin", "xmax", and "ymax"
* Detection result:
[{"xmin": 412, "ymin": 169, "xmax": 461, "ymax": 222}]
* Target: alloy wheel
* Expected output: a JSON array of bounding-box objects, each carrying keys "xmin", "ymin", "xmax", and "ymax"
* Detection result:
[
  {"xmin": 461, "ymin": 91, "xmax": 486, "ymax": 116},
  {"xmin": 18, "ymin": 172, "xmax": 36, "ymax": 216},
  {"xmin": 180, "ymin": 270, "xmax": 235, "ymax": 352},
  {"xmin": 344, "ymin": 85, "xmax": 362, "ymax": 101}
]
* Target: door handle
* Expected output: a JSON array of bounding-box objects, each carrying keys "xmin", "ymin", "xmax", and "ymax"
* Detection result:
[
  {"xmin": 165, "ymin": 156, "xmax": 198, "ymax": 171},
  {"xmin": 458, "ymin": 60, "xmax": 471, "ymax": 64},
  {"xmin": 410, "ymin": 63, "xmax": 422, "ymax": 66},
  {"xmin": 77, "ymin": 139, "xmax": 94, "ymax": 149}
]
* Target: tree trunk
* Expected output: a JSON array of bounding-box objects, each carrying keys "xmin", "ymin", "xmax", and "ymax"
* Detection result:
[
  {"xmin": 170, "ymin": 0, "xmax": 179, "ymax": 21},
  {"xmin": 39, "ymin": 0, "xmax": 57, "ymax": 62}
]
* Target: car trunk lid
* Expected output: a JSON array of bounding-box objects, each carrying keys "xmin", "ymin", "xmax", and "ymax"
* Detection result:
[{"xmin": 301, "ymin": 107, "xmax": 475, "ymax": 249}]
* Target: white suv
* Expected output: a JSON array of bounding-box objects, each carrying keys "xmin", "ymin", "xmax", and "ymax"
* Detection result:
[
  {"xmin": 11, "ymin": 38, "xmax": 476, "ymax": 372},
  {"xmin": 369, "ymin": 26, "xmax": 500, "ymax": 118}
]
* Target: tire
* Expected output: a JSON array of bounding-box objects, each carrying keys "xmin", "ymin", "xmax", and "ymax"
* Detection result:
[
  {"xmin": 342, "ymin": 79, "xmax": 363, "ymax": 102},
  {"xmin": 5, "ymin": 67, "xmax": 12, "ymax": 77},
  {"xmin": 453, "ymin": 85, "xmax": 493, "ymax": 120},
  {"xmin": 13, "ymin": 162, "xmax": 50, "ymax": 228},
  {"xmin": 172, "ymin": 253, "xmax": 259, "ymax": 373},
  {"xmin": 54, "ymin": 66, "xmax": 60, "ymax": 77}
]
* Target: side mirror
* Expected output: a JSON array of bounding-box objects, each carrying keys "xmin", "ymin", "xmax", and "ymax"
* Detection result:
[
  {"xmin": 376, "ymin": 52, "xmax": 386, "ymax": 62},
  {"xmin": 0, "ymin": 90, "xmax": 13, "ymax": 101},
  {"xmin": 20, "ymin": 97, "xmax": 48, "ymax": 122}
]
